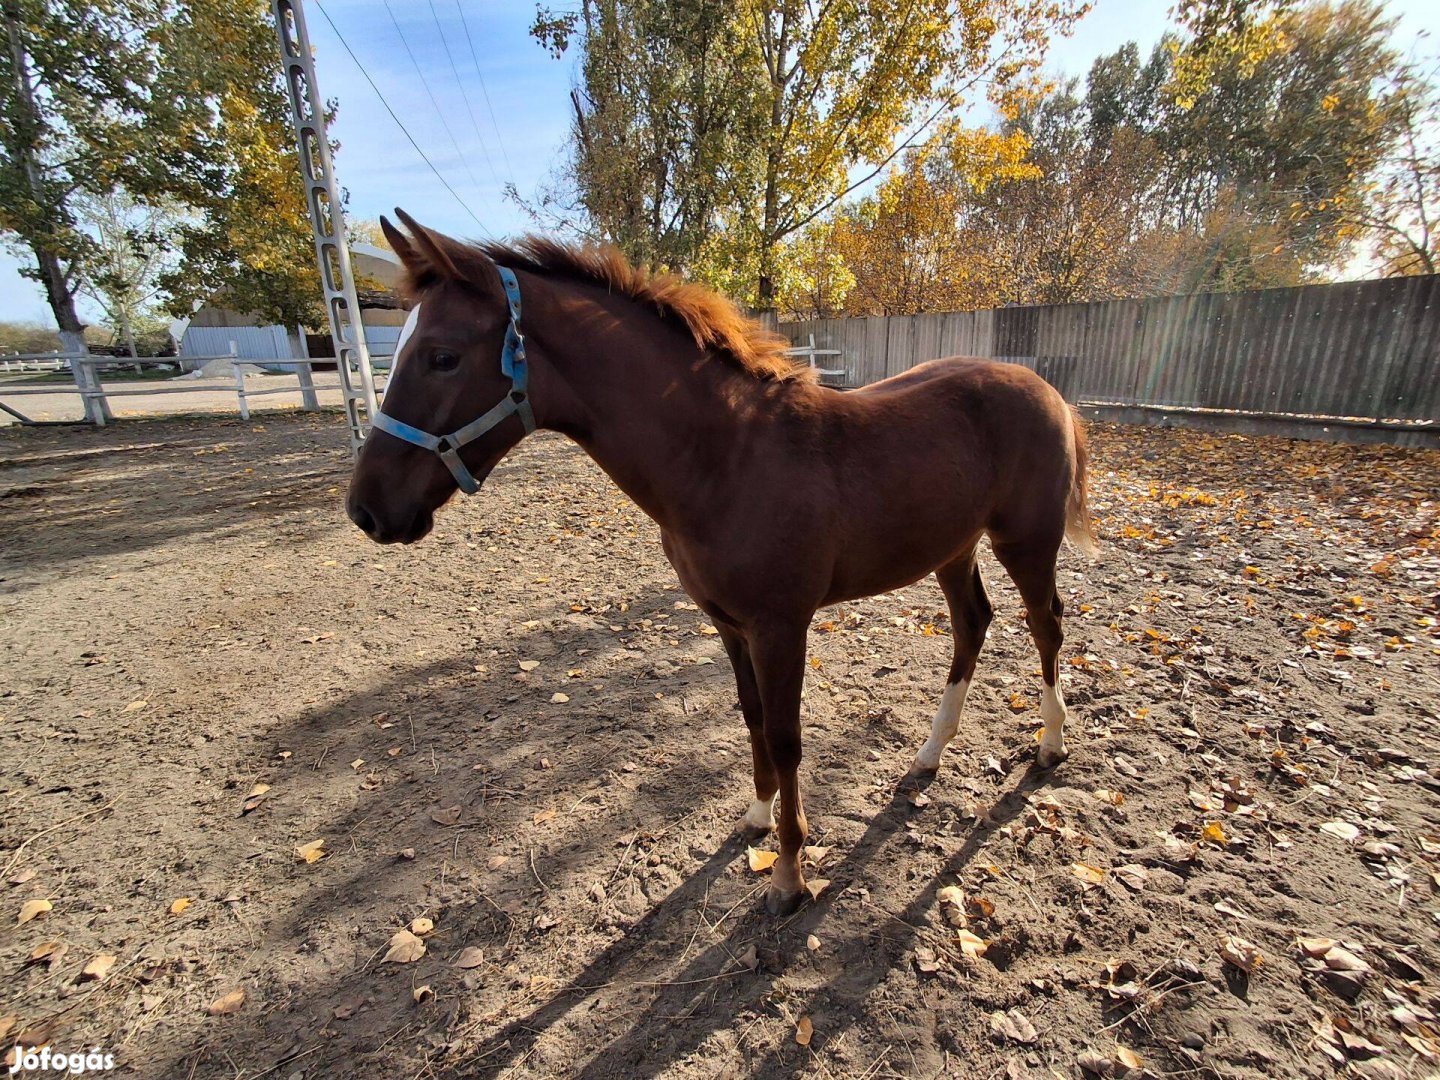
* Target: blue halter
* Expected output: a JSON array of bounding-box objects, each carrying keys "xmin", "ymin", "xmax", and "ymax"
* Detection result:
[{"xmin": 369, "ymin": 265, "xmax": 536, "ymax": 494}]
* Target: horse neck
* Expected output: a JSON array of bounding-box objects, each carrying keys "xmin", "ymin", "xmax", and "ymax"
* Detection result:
[{"xmin": 527, "ymin": 277, "xmax": 793, "ymax": 531}]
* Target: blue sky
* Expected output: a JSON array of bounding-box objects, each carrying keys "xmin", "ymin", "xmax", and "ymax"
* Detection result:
[{"xmin": 2, "ymin": 0, "xmax": 1436, "ymax": 326}]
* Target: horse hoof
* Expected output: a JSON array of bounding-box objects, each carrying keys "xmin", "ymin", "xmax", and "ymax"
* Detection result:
[
  {"xmin": 765, "ymin": 884, "xmax": 804, "ymax": 916},
  {"xmin": 1036, "ymin": 745, "xmax": 1070, "ymax": 770},
  {"xmin": 903, "ymin": 761, "xmax": 938, "ymax": 787}
]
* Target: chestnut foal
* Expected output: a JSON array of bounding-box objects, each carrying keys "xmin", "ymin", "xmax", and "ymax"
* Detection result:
[{"xmin": 347, "ymin": 211, "xmax": 1096, "ymax": 914}]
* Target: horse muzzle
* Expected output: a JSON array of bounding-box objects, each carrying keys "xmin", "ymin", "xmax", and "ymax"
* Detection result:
[{"xmin": 346, "ymin": 495, "xmax": 434, "ymax": 545}]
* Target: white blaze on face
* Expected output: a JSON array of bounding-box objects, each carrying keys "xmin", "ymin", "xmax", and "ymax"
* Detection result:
[{"xmin": 391, "ymin": 302, "xmax": 422, "ymax": 371}]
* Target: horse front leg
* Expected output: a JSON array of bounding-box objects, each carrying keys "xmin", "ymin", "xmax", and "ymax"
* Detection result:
[
  {"xmin": 715, "ymin": 624, "xmax": 777, "ymax": 832},
  {"xmin": 747, "ymin": 620, "xmax": 811, "ymax": 915}
]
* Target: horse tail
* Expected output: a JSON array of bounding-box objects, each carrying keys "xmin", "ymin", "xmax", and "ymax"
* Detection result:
[{"xmin": 1065, "ymin": 408, "xmax": 1099, "ymax": 558}]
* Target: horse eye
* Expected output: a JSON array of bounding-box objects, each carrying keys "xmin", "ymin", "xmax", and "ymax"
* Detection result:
[{"xmin": 430, "ymin": 351, "xmax": 460, "ymax": 372}]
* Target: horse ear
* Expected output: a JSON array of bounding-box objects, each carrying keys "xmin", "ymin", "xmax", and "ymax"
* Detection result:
[
  {"xmin": 379, "ymin": 215, "xmax": 421, "ymax": 270},
  {"xmin": 392, "ymin": 207, "xmax": 462, "ymax": 280}
]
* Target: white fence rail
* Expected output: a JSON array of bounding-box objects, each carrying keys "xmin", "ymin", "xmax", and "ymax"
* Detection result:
[{"xmin": 0, "ymin": 350, "xmax": 392, "ymax": 426}]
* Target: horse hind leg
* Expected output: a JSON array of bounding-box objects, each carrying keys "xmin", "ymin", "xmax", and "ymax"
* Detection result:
[
  {"xmin": 992, "ymin": 540, "xmax": 1069, "ymax": 769},
  {"xmin": 912, "ymin": 550, "xmax": 992, "ymax": 775}
]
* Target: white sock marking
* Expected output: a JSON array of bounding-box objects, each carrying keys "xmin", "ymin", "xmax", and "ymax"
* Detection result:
[
  {"xmin": 914, "ymin": 679, "xmax": 971, "ymax": 770},
  {"xmin": 1040, "ymin": 681, "xmax": 1067, "ymax": 756},
  {"xmin": 743, "ymin": 796, "xmax": 776, "ymax": 830}
]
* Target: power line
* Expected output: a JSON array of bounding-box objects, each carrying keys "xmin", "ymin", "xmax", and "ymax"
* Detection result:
[
  {"xmin": 427, "ymin": 0, "xmax": 505, "ymax": 192},
  {"xmin": 381, "ymin": 0, "xmax": 485, "ymax": 199},
  {"xmin": 311, "ymin": 0, "xmax": 490, "ymax": 237},
  {"xmin": 454, "ymin": 0, "xmax": 517, "ymax": 190}
]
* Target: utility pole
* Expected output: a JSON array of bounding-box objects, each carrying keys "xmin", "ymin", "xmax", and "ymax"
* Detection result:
[{"xmin": 271, "ymin": 0, "xmax": 379, "ymax": 453}]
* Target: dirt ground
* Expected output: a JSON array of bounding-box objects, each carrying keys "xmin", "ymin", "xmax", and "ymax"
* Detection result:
[{"xmin": 2, "ymin": 410, "xmax": 1438, "ymax": 1080}]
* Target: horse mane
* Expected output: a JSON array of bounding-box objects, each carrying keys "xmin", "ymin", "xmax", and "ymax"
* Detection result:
[{"xmin": 405, "ymin": 234, "xmax": 811, "ymax": 384}]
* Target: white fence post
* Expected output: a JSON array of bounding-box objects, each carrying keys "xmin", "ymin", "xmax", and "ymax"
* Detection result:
[
  {"xmin": 295, "ymin": 325, "xmax": 319, "ymax": 411},
  {"xmin": 231, "ymin": 343, "xmax": 250, "ymax": 420}
]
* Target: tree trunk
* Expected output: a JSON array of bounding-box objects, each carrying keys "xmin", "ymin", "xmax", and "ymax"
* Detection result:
[
  {"xmin": 4, "ymin": 3, "xmax": 109, "ymax": 421},
  {"xmin": 117, "ymin": 307, "xmax": 139, "ymax": 358}
]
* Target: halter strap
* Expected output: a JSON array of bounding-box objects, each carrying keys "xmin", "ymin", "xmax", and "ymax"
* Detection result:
[{"xmin": 370, "ymin": 264, "xmax": 536, "ymax": 494}]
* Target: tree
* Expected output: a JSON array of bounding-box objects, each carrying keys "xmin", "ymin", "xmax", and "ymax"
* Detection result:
[
  {"xmin": 532, "ymin": 0, "xmax": 759, "ymax": 275},
  {"xmin": 1158, "ymin": 1, "xmax": 1409, "ymax": 284},
  {"xmin": 534, "ymin": 0, "xmax": 1088, "ymax": 306},
  {"xmin": 2, "ymin": 0, "xmax": 326, "ymax": 360},
  {"xmin": 71, "ymin": 189, "xmax": 184, "ymax": 356},
  {"xmin": 1331, "ymin": 57, "xmax": 1439, "ymax": 276},
  {"xmin": 151, "ymin": 0, "xmax": 326, "ymax": 328},
  {"xmin": 0, "ymin": 319, "xmax": 58, "ymax": 354},
  {"xmin": 1, "ymin": 0, "xmax": 155, "ymax": 356}
]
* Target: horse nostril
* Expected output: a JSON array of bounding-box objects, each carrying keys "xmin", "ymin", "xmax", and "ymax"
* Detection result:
[{"xmin": 349, "ymin": 502, "xmax": 377, "ymax": 536}]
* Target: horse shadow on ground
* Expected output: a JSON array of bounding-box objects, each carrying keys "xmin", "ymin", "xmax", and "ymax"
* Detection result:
[
  {"xmin": 437, "ymin": 763, "xmax": 1059, "ymax": 1079},
  {"xmin": 144, "ymin": 583, "xmax": 753, "ymax": 1078},
  {"xmin": 141, "ymin": 569, "xmax": 1061, "ymax": 1080}
]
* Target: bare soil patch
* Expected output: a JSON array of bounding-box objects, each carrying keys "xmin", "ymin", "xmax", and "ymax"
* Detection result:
[{"xmin": 1, "ymin": 411, "xmax": 1438, "ymax": 1079}]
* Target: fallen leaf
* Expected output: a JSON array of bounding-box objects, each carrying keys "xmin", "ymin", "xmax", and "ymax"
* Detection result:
[
  {"xmin": 1115, "ymin": 1045, "xmax": 1144, "ymax": 1070},
  {"xmin": 532, "ymin": 808, "xmax": 556, "ymax": 825},
  {"xmin": 350, "ymin": 758, "xmax": 365, "ymax": 770},
  {"xmin": 409, "ymin": 917, "xmax": 434, "ymax": 936},
  {"xmin": 207, "ymin": 988, "xmax": 245, "ymax": 1016},
  {"xmin": 382, "ymin": 929, "xmax": 426, "ymax": 964},
  {"xmin": 737, "ymin": 944, "xmax": 758, "ymax": 970},
  {"xmin": 1219, "ymin": 934, "xmax": 1262, "ymax": 974},
  {"xmin": 454, "ymin": 946, "xmax": 485, "ymax": 969},
  {"xmin": 936, "ymin": 884, "xmax": 968, "ymax": 927},
  {"xmin": 26, "ymin": 941, "xmax": 64, "ymax": 966},
  {"xmin": 747, "ymin": 847, "xmax": 778, "ymax": 872},
  {"xmin": 79, "ymin": 954, "xmax": 116, "ymax": 981},
  {"xmin": 1319, "ymin": 820, "xmax": 1361, "ymax": 843},
  {"xmin": 1201, "ymin": 821, "xmax": 1229, "ymax": 847},
  {"xmin": 412, "ymin": 985, "xmax": 434, "ymax": 1005},
  {"xmin": 1113, "ymin": 865, "xmax": 1148, "ymax": 892},
  {"xmin": 430, "ymin": 805, "xmax": 462, "ymax": 827},
  {"xmin": 990, "ymin": 1008, "xmax": 1038, "ymax": 1045},
  {"xmin": 795, "ymin": 1016, "xmax": 814, "ymax": 1047},
  {"xmin": 17, "ymin": 898, "xmax": 52, "ymax": 924},
  {"xmin": 957, "ymin": 929, "xmax": 988, "ymax": 959},
  {"xmin": 550, "ymin": 693, "xmax": 570, "ymax": 704},
  {"xmin": 1299, "ymin": 936, "xmax": 1338, "ymax": 958},
  {"xmin": 1071, "ymin": 863, "xmax": 1106, "ymax": 889},
  {"xmin": 295, "ymin": 839, "xmax": 326, "ymax": 864},
  {"xmin": 169, "ymin": 897, "xmax": 193, "ymax": 915},
  {"xmin": 122, "ymin": 699, "xmax": 148, "ymax": 713},
  {"xmin": 518, "ymin": 660, "xmax": 540, "ymax": 671},
  {"xmin": 806, "ymin": 934, "xmax": 821, "ymax": 951},
  {"xmin": 1214, "ymin": 898, "xmax": 1249, "ymax": 920},
  {"xmin": 805, "ymin": 877, "xmax": 830, "ymax": 901},
  {"xmin": 9, "ymin": 869, "xmax": 36, "ymax": 886},
  {"xmin": 803, "ymin": 845, "xmax": 831, "ymax": 865},
  {"xmin": 241, "ymin": 784, "xmax": 270, "ymax": 815},
  {"xmin": 486, "ymin": 855, "xmax": 510, "ymax": 870}
]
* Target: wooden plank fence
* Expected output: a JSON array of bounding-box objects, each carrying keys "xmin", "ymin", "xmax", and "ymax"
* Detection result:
[{"xmin": 778, "ymin": 275, "xmax": 1440, "ymax": 445}]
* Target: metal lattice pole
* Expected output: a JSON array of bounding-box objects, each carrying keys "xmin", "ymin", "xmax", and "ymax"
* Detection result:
[{"xmin": 272, "ymin": 0, "xmax": 379, "ymax": 453}]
